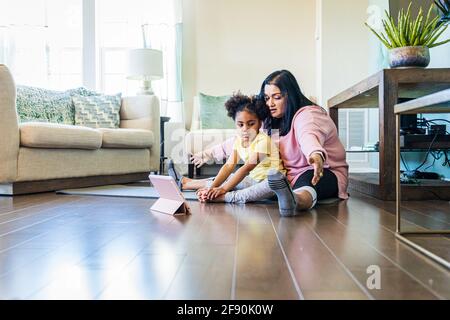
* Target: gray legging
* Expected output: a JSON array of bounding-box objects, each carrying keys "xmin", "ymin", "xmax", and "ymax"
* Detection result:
[{"xmin": 206, "ymin": 174, "xmax": 274, "ymax": 204}]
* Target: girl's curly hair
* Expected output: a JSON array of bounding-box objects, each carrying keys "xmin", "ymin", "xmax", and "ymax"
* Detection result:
[{"xmin": 224, "ymin": 92, "xmax": 269, "ymax": 121}]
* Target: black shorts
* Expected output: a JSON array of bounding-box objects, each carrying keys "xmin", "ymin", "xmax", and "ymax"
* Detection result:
[{"xmin": 292, "ymin": 169, "xmax": 339, "ymax": 201}]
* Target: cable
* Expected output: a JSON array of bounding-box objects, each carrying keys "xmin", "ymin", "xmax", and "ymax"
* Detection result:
[
  {"xmin": 413, "ymin": 133, "xmax": 439, "ymax": 172},
  {"xmin": 403, "ymin": 117, "xmax": 450, "ymax": 173},
  {"xmin": 443, "ymin": 150, "xmax": 450, "ymax": 167},
  {"xmin": 423, "ymin": 153, "xmax": 438, "ymax": 171},
  {"xmin": 400, "ymin": 153, "xmax": 410, "ymax": 171}
]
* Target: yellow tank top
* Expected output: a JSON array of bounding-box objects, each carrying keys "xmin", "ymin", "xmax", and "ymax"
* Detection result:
[{"xmin": 233, "ymin": 132, "xmax": 286, "ymax": 182}]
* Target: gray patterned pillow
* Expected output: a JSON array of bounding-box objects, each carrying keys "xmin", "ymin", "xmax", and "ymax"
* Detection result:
[
  {"xmin": 16, "ymin": 86, "xmax": 99, "ymax": 124},
  {"xmin": 73, "ymin": 94, "xmax": 122, "ymax": 129}
]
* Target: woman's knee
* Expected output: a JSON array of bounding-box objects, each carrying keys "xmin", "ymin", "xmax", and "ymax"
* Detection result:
[{"xmin": 294, "ymin": 190, "xmax": 315, "ymax": 211}]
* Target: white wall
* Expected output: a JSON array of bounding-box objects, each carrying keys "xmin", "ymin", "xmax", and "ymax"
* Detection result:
[
  {"xmin": 318, "ymin": 0, "xmax": 389, "ymax": 106},
  {"xmin": 429, "ymin": 29, "xmax": 450, "ymax": 68},
  {"xmin": 317, "ymin": 0, "xmax": 389, "ymax": 171},
  {"xmin": 182, "ymin": 0, "xmax": 317, "ymax": 129}
]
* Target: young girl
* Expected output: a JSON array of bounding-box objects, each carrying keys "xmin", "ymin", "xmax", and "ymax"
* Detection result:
[{"xmin": 168, "ymin": 92, "xmax": 286, "ymax": 203}]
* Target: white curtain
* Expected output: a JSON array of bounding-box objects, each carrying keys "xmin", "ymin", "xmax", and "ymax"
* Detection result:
[
  {"xmin": 142, "ymin": 0, "xmax": 184, "ymax": 123},
  {"xmin": 0, "ymin": 25, "xmax": 49, "ymax": 87}
]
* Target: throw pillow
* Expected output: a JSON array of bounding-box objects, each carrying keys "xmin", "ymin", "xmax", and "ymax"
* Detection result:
[
  {"xmin": 16, "ymin": 86, "xmax": 99, "ymax": 125},
  {"xmin": 199, "ymin": 92, "xmax": 235, "ymax": 130},
  {"xmin": 73, "ymin": 94, "xmax": 122, "ymax": 129}
]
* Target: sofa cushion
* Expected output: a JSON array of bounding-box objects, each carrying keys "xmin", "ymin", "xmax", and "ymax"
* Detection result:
[
  {"xmin": 199, "ymin": 92, "xmax": 235, "ymax": 130},
  {"xmin": 73, "ymin": 94, "xmax": 121, "ymax": 129},
  {"xmin": 16, "ymin": 148, "xmax": 151, "ymax": 182},
  {"xmin": 16, "ymin": 86, "xmax": 99, "ymax": 125},
  {"xmin": 20, "ymin": 122, "xmax": 102, "ymax": 150},
  {"xmin": 99, "ymin": 128, "xmax": 154, "ymax": 149}
]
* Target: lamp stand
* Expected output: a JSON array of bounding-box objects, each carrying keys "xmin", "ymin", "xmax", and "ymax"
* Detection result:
[{"xmin": 139, "ymin": 79, "xmax": 154, "ymax": 95}]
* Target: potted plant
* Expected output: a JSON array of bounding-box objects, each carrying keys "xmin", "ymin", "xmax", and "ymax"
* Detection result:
[
  {"xmin": 435, "ymin": 0, "xmax": 450, "ymax": 25},
  {"xmin": 365, "ymin": 2, "xmax": 450, "ymax": 68}
]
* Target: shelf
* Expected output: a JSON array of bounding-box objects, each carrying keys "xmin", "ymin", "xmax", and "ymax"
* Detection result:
[
  {"xmin": 348, "ymin": 173, "xmax": 450, "ymax": 201},
  {"xmin": 346, "ymin": 149, "xmax": 378, "ymax": 153},
  {"xmin": 346, "ymin": 148, "xmax": 449, "ymax": 153},
  {"xmin": 327, "ymin": 68, "xmax": 450, "ymax": 201},
  {"xmin": 394, "ymin": 89, "xmax": 450, "ymax": 114},
  {"xmin": 329, "ymin": 69, "xmax": 450, "ymax": 110}
]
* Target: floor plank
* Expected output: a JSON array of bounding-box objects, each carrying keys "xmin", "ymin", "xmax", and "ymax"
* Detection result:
[
  {"xmin": 300, "ymin": 203, "xmax": 439, "ymax": 300},
  {"xmin": 0, "ymin": 191, "xmax": 447, "ymax": 300},
  {"xmin": 319, "ymin": 197, "xmax": 449, "ymax": 299},
  {"xmin": 264, "ymin": 205, "xmax": 369, "ymax": 300},
  {"xmin": 233, "ymin": 205, "xmax": 301, "ymax": 300}
]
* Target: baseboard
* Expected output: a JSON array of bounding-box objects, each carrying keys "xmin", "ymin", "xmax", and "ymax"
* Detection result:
[
  {"xmin": 5, "ymin": 172, "xmax": 150, "ymax": 195},
  {"xmin": 0, "ymin": 184, "xmax": 13, "ymax": 196}
]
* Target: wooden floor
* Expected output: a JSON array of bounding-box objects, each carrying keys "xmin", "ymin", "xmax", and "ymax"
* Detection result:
[{"xmin": 0, "ymin": 190, "xmax": 448, "ymax": 300}]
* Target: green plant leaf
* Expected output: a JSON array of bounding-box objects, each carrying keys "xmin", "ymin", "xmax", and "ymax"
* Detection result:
[
  {"xmin": 365, "ymin": 22, "xmax": 392, "ymax": 48},
  {"xmin": 428, "ymin": 37, "xmax": 450, "ymax": 47},
  {"xmin": 366, "ymin": 2, "xmax": 450, "ymax": 49},
  {"xmin": 383, "ymin": 20, "xmax": 400, "ymax": 47},
  {"xmin": 412, "ymin": 16, "xmax": 423, "ymax": 45},
  {"xmin": 388, "ymin": 14, "xmax": 403, "ymax": 47},
  {"xmin": 425, "ymin": 24, "xmax": 449, "ymax": 46},
  {"xmin": 425, "ymin": 3, "xmax": 436, "ymax": 26},
  {"xmin": 420, "ymin": 14, "xmax": 440, "ymax": 44}
]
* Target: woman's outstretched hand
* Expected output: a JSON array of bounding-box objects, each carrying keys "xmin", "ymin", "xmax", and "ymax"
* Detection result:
[
  {"xmin": 190, "ymin": 152, "xmax": 207, "ymax": 168},
  {"xmin": 309, "ymin": 153, "xmax": 324, "ymax": 186}
]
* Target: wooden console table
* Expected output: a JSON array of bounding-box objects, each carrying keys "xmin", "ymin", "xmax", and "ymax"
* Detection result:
[
  {"xmin": 395, "ymin": 89, "xmax": 450, "ymax": 269},
  {"xmin": 328, "ymin": 68, "xmax": 450, "ymax": 201}
]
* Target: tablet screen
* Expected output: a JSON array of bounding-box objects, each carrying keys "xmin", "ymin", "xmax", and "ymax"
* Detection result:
[{"xmin": 149, "ymin": 175, "xmax": 186, "ymax": 202}]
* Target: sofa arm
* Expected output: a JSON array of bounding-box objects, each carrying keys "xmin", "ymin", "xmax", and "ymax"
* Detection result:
[
  {"xmin": 120, "ymin": 96, "xmax": 160, "ymax": 171},
  {"xmin": 190, "ymin": 96, "xmax": 201, "ymax": 131},
  {"xmin": 185, "ymin": 130, "xmax": 235, "ymax": 162},
  {"xmin": 0, "ymin": 65, "xmax": 19, "ymax": 183}
]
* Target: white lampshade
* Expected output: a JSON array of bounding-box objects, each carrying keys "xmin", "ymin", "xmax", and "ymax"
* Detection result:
[{"xmin": 127, "ymin": 48, "xmax": 163, "ymax": 80}]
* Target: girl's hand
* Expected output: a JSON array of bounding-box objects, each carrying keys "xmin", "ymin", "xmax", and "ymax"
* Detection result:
[
  {"xmin": 309, "ymin": 153, "xmax": 324, "ymax": 186},
  {"xmin": 196, "ymin": 189, "xmax": 209, "ymax": 202},
  {"xmin": 206, "ymin": 187, "xmax": 226, "ymax": 200}
]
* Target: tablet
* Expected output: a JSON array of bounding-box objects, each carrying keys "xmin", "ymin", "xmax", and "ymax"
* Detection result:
[{"xmin": 148, "ymin": 175, "xmax": 191, "ymax": 215}]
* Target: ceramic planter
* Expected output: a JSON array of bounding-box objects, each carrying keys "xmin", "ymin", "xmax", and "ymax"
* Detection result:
[{"xmin": 388, "ymin": 46, "xmax": 430, "ymax": 68}]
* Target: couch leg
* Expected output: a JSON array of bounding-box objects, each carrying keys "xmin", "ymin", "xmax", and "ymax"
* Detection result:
[{"xmin": 188, "ymin": 164, "xmax": 194, "ymax": 178}]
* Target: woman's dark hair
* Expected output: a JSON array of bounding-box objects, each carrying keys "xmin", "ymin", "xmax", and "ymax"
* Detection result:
[
  {"xmin": 225, "ymin": 92, "xmax": 269, "ymax": 121},
  {"xmin": 259, "ymin": 70, "xmax": 315, "ymax": 136}
]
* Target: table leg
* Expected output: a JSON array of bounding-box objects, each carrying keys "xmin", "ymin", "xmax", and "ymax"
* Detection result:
[
  {"xmin": 396, "ymin": 114, "xmax": 401, "ymax": 233},
  {"xmin": 329, "ymin": 107, "xmax": 338, "ymax": 130},
  {"xmin": 188, "ymin": 163, "xmax": 194, "ymax": 178},
  {"xmin": 395, "ymin": 112, "xmax": 450, "ymax": 270},
  {"xmin": 379, "ymin": 73, "xmax": 398, "ymax": 200}
]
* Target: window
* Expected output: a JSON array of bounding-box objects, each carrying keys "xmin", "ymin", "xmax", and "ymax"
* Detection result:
[
  {"xmin": 0, "ymin": 0, "xmax": 82, "ymax": 89},
  {"xmin": 339, "ymin": 109, "xmax": 376, "ymax": 171},
  {"xmin": 97, "ymin": 0, "xmax": 177, "ymax": 95},
  {"xmin": 1, "ymin": 0, "xmax": 184, "ymax": 120}
]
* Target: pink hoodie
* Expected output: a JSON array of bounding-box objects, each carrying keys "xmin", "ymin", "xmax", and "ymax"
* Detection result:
[
  {"xmin": 278, "ymin": 106, "xmax": 349, "ymax": 199},
  {"xmin": 211, "ymin": 105, "xmax": 349, "ymax": 199}
]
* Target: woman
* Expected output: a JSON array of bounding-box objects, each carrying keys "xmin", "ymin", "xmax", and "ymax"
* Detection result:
[
  {"xmin": 261, "ymin": 70, "xmax": 348, "ymax": 216},
  {"xmin": 190, "ymin": 70, "xmax": 349, "ymax": 216}
]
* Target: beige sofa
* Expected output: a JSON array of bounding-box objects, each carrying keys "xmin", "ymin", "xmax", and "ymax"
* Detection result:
[{"xmin": 0, "ymin": 64, "xmax": 160, "ymax": 195}]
